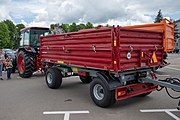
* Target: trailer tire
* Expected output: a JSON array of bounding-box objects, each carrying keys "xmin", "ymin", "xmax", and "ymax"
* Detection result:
[
  {"xmin": 79, "ymin": 76, "xmax": 92, "ymax": 83},
  {"xmin": 17, "ymin": 51, "xmax": 34, "ymax": 78},
  {"xmin": 90, "ymin": 77, "xmax": 115, "ymax": 107},
  {"xmin": 46, "ymin": 68, "xmax": 62, "ymax": 89}
]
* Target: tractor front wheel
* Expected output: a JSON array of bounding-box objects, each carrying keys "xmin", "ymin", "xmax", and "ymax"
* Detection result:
[{"xmin": 17, "ymin": 51, "xmax": 34, "ymax": 78}]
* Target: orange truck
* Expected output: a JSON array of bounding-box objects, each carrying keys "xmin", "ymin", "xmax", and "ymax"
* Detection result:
[{"xmin": 125, "ymin": 19, "xmax": 174, "ymax": 56}]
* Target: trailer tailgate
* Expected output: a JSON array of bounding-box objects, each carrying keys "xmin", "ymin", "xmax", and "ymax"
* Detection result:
[{"xmin": 117, "ymin": 27, "xmax": 164, "ymax": 71}]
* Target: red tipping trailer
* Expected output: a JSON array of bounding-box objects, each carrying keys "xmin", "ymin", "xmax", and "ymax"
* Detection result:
[
  {"xmin": 40, "ymin": 26, "xmax": 166, "ymax": 107},
  {"xmin": 40, "ymin": 27, "xmax": 163, "ymax": 72}
]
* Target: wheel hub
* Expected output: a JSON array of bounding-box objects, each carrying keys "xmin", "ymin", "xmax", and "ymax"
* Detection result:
[
  {"xmin": 47, "ymin": 73, "xmax": 53, "ymax": 84},
  {"xmin": 18, "ymin": 55, "xmax": 24, "ymax": 73},
  {"xmin": 93, "ymin": 84, "xmax": 104, "ymax": 100}
]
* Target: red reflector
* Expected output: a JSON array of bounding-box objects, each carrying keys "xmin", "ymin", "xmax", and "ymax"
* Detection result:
[{"xmin": 117, "ymin": 91, "xmax": 126, "ymax": 96}]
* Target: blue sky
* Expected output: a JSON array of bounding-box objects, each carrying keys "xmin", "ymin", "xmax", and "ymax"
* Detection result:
[{"xmin": 0, "ymin": 0, "xmax": 180, "ymax": 27}]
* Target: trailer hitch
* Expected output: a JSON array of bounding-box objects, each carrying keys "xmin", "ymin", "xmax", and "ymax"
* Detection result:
[
  {"xmin": 140, "ymin": 77, "xmax": 180, "ymax": 92},
  {"xmin": 140, "ymin": 77, "xmax": 180, "ymax": 110}
]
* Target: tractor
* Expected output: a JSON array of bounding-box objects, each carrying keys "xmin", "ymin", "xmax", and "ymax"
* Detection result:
[{"xmin": 17, "ymin": 27, "xmax": 49, "ymax": 78}]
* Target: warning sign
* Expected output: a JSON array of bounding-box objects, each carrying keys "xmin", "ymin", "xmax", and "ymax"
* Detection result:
[{"xmin": 150, "ymin": 52, "xmax": 158, "ymax": 63}]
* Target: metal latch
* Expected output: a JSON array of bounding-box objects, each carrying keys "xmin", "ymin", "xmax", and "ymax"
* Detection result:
[{"xmin": 92, "ymin": 45, "xmax": 96, "ymax": 53}]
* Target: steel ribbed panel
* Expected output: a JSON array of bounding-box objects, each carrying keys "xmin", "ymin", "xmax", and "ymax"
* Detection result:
[
  {"xmin": 40, "ymin": 28, "xmax": 114, "ymax": 71},
  {"xmin": 40, "ymin": 27, "xmax": 164, "ymax": 72},
  {"xmin": 118, "ymin": 28, "xmax": 163, "ymax": 70}
]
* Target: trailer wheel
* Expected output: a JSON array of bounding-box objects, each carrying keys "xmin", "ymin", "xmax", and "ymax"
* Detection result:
[
  {"xmin": 90, "ymin": 77, "xmax": 115, "ymax": 107},
  {"xmin": 79, "ymin": 76, "xmax": 92, "ymax": 83},
  {"xmin": 46, "ymin": 68, "xmax": 62, "ymax": 89},
  {"xmin": 17, "ymin": 51, "xmax": 34, "ymax": 78}
]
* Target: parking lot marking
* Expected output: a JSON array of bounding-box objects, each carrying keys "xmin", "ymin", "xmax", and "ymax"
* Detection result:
[
  {"xmin": 140, "ymin": 109, "xmax": 180, "ymax": 120},
  {"xmin": 165, "ymin": 111, "xmax": 180, "ymax": 120},
  {"xmin": 43, "ymin": 111, "xmax": 89, "ymax": 120},
  {"xmin": 165, "ymin": 66, "xmax": 180, "ymax": 71}
]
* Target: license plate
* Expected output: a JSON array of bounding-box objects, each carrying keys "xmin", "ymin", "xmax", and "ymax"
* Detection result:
[{"xmin": 72, "ymin": 67, "xmax": 78, "ymax": 72}]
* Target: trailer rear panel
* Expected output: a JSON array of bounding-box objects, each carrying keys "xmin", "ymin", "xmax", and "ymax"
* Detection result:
[{"xmin": 40, "ymin": 27, "xmax": 163, "ymax": 72}]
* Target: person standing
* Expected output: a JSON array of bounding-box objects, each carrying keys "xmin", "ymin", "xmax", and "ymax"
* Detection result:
[
  {"xmin": 5, "ymin": 55, "xmax": 13, "ymax": 80},
  {"xmin": 0, "ymin": 49, "xmax": 4, "ymax": 80},
  {"xmin": 4, "ymin": 51, "xmax": 8, "ymax": 59}
]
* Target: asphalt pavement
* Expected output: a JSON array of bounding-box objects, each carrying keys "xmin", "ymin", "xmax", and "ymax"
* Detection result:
[{"xmin": 0, "ymin": 53, "xmax": 180, "ymax": 120}]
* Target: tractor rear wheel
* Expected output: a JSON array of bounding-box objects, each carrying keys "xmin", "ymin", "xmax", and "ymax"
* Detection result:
[{"xmin": 17, "ymin": 51, "xmax": 34, "ymax": 78}]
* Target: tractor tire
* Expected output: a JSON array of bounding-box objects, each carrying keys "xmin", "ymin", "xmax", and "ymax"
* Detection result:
[
  {"xmin": 45, "ymin": 68, "xmax": 62, "ymax": 89},
  {"xmin": 12, "ymin": 58, "xmax": 17, "ymax": 73},
  {"xmin": 90, "ymin": 77, "xmax": 115, "ymax": 108},
  {"xmin": 79, "ymin": 76, "xmax": 92, "ymax": 83},
  {"xmin": 17, "ymin": 51, "xmax": 34, "ymax": 78}
]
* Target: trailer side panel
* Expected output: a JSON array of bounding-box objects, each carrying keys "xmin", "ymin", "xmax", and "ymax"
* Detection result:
[{"xmin": 40, "ymin": 28, "xmax": 115, "ymax": 71}]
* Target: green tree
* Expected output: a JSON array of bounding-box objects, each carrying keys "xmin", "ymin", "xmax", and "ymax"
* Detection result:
[
  {"xmin": 50, "ymin": 24, "xmax": 55, "ymax": 32},
  {"xmin": 15, "ymin": 24, "xmax": 25, "ymax": 48},
  {"xmin": 16, "ymin": 24, "xmax": 25, "ymax": 38},
  {"xmin": 77, "ymin": 23, "xmax": 86, "ymax": 31},
  {"xmin": 106, "ymin": 24, "xmax": 110, "ymax": 27},
  {"xmin": 69, "ymin": 23, "xmax": 78, "ymax": 32},
  {"xmin": 50, "ymin": 22, "xmax": 94, "ymax": 33},
  {"xmin": 3, "ymin": 19, "xmax": 17, "ymax": 48},
  {"xmin": 62, "ymin": 23, "xmax": 70, "ymax": 33},
  {"xmin": 154, "ymin": 9, "xmax": 163, "ymax": 23},
  {"xmin": 0, "ymin": 22, "xmax": 10, "ymax": 48},
  {"xmin": 85, "ymin": 22, "xmax": 94, "ymax": 29}
]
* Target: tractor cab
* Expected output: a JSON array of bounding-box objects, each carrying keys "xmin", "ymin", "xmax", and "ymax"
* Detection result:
[
  {"xmin": 20, "ymin": 27, "xmax": 49, "ymax": 48},
  {"xmin": 17, "ymin": 27, "xmax": 49, "ymax": 78}
]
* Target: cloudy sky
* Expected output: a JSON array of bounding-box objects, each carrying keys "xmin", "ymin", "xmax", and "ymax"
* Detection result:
[{"xmin": 0, "ymin": 0, "xmax": 179, "ymax": 27}]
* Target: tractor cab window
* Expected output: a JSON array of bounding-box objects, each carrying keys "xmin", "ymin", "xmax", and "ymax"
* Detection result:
[
  {"xmin": 24, "ymin": 30, "xmax": 30, "ymax": 45},
  {"xmin": 31, "ymin": 31, "xmax": 39, "ymax": 47},
  {"xmin": 20, "ymin": 32, "xmax": 23, "ymax": 46},
  {"xmin": 30, "ymin": 29, "xmax": 49, "ymax": 47},
  {"xmin": 19, "ymin": 30, "xmax": 30, "ymax": 46}
]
